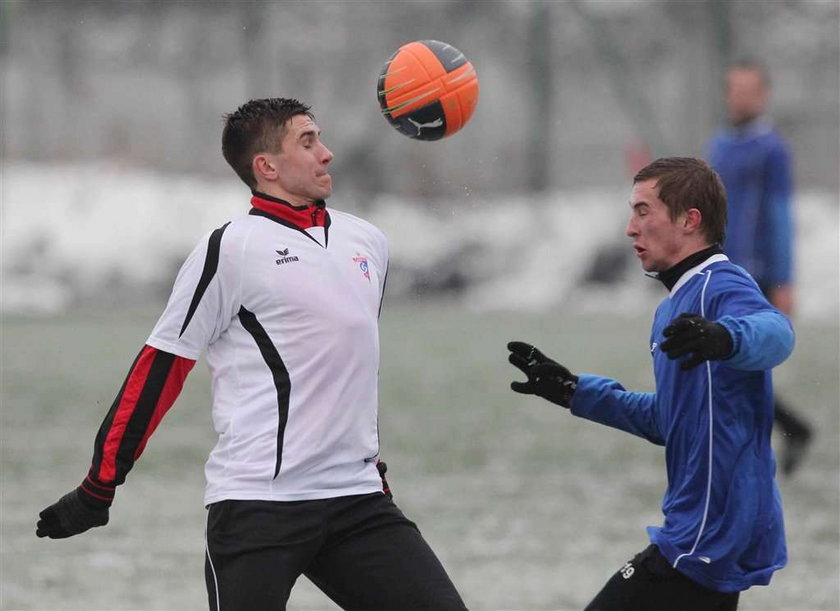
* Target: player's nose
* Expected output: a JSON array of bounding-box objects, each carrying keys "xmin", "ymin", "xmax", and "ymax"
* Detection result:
[{"xmin": 320, "ymin": 144, "xmax": 334, "ymax": 165}]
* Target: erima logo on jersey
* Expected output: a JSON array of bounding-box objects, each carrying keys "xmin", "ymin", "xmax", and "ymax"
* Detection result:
[
  {"xmin": 650, "ymin": 342, "xmax": 658, "ymax": 353},
  {"xmin": 276, "ymin": 248, "xmax": 300, "ymax": 265}
]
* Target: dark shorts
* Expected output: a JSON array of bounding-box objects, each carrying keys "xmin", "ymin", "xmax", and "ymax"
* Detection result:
[
  {"xmin": 584, "ymin": 544, "xmax": 740, "ymax": 611},
  {"xmin": 204, "ymin": 492, "xmax": 466, "ymax": 611}
]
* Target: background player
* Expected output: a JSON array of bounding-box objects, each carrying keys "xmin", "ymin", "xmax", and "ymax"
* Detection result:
[
  {"xmin": 508, "ymin": 158, "xmax": 793, "ymax": 610},
  {"xmin": 36, "ymin": 98, "xmax": 466, "ymax": 611},
  {"xmin": 707, "ymin": 60, "xmax": 813, "ymax": 476}
]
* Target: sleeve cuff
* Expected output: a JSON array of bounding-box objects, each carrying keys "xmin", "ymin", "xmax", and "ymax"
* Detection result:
[{"xmin": 79, "ymin": 475, "xmax": 115, "ymax": 508}]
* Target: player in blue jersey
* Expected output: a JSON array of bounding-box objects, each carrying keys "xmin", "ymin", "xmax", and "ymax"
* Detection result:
[
  {"xmin": 508, "ymin": 157, "xmax": 793, "ymax": 610},
  {"xmin": 708, "ymin": 61, "xmax": 812, "ymax": 476}
]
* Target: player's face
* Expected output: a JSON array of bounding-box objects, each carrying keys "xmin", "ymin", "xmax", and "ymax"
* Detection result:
[
  {"xmin": 271, "ymin": 114, "xmax": 334, "ymax": 206},
  {"xmin": 626, "ymin": 179, "xmax": 689, "ymax": 273},
  {"xmin": 725, "ymin": 68, "xmax": 767, "ymax": 125}
]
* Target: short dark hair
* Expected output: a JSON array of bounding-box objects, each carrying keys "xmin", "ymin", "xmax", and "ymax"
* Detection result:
[
  {"xmin": 633, "ymin": 157, "xmax": 727, "ymax": 245},
  {"xmin": 222, "ymin": 98, "xmax": 315, "ymax": 189}
]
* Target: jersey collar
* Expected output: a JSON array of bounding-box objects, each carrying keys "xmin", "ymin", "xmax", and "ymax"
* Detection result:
[
  {"xmin": 646, "ymin": 245, "xmax": 726, "ymax": 292},
  {"xmin": 249, "ymin": 191, "xmax": 328, "ymax": 230},
  {"xmin": 725, "ymin": 116, "xmax": 774, "ymax": 140}
]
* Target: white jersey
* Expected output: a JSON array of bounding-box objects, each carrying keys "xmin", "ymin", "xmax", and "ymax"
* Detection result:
[{"xmin": 147, "ymin": 197, "xmax": 388, "ymax": 504}]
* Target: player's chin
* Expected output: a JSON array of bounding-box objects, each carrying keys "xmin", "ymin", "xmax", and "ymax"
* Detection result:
[
  {"xmin": 316, "ymin": 177, "xmax": 333, "ymax": 199},
  {"xmin": 639, "ymin": 257, "xmax": 659, "ymax": 273},
  {"xmin": 309, "ymin": 186, "xmax": 332, "ymax": 201}
]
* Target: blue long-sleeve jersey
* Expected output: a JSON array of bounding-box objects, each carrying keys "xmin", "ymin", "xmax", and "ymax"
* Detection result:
[
  {"xmin": 570, "ymin": 253, "xmax": 794, "ymax": 593},
  {"xmin": 707, "ymin": 119, "xmax": 794, "ymax": 290}
]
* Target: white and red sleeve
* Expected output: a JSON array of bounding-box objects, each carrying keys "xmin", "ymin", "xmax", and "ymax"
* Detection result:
[
  {"xmin": 81, "ymin": 222, "xmax": 239, "ymax": 505},
  {"xmin": 82, "ymin": 345, "xmax": 195, "ymax": 505}
]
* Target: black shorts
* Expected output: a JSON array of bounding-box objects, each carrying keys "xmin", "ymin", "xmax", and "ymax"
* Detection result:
[
  {"xmin": 584, "ymin": 544, "xmax": 740, "ymax": 611},
  {"xmin": 204, "ymin": 492, "xmax": 466, "ymax": 611}
]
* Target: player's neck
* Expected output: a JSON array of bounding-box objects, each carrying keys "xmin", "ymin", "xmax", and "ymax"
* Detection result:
[
  {"xmin": 253, "ymin": 184, "xmax": 318, "ymax": 209},
  {"xmin": 729, "ymin": 114, "xmax": 763, "ymax": 129},
  {"xmin": 252, "ymin": 190, "xmax": 315, "ymax": 210},
  {"xmin": 656, "ymin": 245, "xmax": 722, "ymax": 290},
  {"xmin": 250, "ymin": 192, "xmax": 327, "ymax": 229}
]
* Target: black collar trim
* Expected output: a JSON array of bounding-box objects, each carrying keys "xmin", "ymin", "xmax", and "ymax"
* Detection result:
[
  {"xmin": 248, "ymin": 194, "xmax": 331, "ymax": 249},
  {"xmin": 653, "ymin": 245, "xmax": 723, "ymax": 291},
  {"xmin": 251, "ymin": 190, "xmax": 326, "ymax": 211}
]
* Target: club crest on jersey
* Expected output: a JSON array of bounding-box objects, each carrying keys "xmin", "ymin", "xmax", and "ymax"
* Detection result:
[
  {"xmin": 276, "ymin": 248, "xmax": 300, "ymax": 265},
  {"xmin": 353, "ymin": 254, "xmax": 371, "ymax": 281}
]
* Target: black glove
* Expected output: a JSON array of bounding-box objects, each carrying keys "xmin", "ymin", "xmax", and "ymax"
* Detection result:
[
  {"xmin": 661, "ymin": 313, "xmax": 734, "ymax": 370},
  {"xmin": 507, "ymin": 341, "xmax": 578, "ymax": 407},
  {"xmin": 36, "ymin": 488, "xmax": 109, "ymax": 539},
  {"xmin": 376, "ymin": 460, "xmax": 392, "ymax": 499}
]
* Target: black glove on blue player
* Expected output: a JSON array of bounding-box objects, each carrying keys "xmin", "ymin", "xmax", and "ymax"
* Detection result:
[
  {"xmin": 661, "ymin": 313, "xmax": 734, "ymax": 370},
  {"xmin": 507, "ymin": 341, "xmax": 578, "ymax": 408},
  {"xmin": 36, "ymin": 488, "xmax": 109, "ymax": 539}
]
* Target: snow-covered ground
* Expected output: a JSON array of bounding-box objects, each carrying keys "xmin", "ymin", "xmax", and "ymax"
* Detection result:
[{"xmin": 3, "ymin": 162, "xmax": 838, "ymax": 321}]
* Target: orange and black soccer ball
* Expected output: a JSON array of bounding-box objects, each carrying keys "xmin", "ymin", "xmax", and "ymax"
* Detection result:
[{"xmin": 377, "ymin": 40, "xmax": 479, "ymax": 141}]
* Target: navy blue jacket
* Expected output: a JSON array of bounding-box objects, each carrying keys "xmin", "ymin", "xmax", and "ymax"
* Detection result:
[
  {"xmin": 571, "ymin": 253, "xmax": 793, "ymax": 593},
  {"xmin": 708, "ymin": 119, "xmax": 794, "ymax": 290}
]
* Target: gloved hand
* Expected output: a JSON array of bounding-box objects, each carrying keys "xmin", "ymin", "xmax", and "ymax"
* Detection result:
[
  {"xmin": 36, "ymin": 488, "xmax": 109, "ymax": 539},
  {"xmin": 661, "ymin": 313, "xmax": 734, "ymax": 370},
  {"xmin": 376, "ymin": 460, "xmax": 392, "ymax": 499},
  {"xmin": 507, "ymin": 341, "xmax": 578, "ymax": 408}
]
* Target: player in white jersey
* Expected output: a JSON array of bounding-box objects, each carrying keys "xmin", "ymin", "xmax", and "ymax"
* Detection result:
[{"xmin": 37, "ymin": 98, "xmax": 467, "ymax": 610}]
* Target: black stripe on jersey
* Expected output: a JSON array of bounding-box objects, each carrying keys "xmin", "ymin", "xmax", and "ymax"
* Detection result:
[
  {"xmin": 249, "ymin": 208, "xmax": 331, "ymax": 249},
  {"xmin": 237, "ymin": 306, "xmax": 291, "ymax": 479},
  {"xmin": 90, "ymin": 347, "xmax": 146, "ymax": 478},
  {"xmin": 112, "ymin": 350, "xmax": 177, "ymax": 481},
  {"xmin": 378, "ymin": 263, "xmax": 388, "ymax": 318},
  {"xmin": 179, "ymin": 223, "xmax": 230, "ymax": 338},
  {"xmin": 323, "ymin": 211, "xmax": 331, "ymax": 248},
  {"xmin": 91, "ymin": 349, "xmax": 177, "ymax": 486}
]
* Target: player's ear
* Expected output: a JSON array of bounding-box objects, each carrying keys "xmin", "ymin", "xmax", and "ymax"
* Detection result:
[
  {"xmin": 683, "ymin": 208, "xmax": 702, "ymax": 234},
  {"xmin": 253, "ymin": 153, "xmax": 278, "ymax": 182}
]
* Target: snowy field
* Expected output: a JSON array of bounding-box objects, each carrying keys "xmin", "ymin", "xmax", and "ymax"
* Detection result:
[
  {"xmin": 2, "ymin": 301, "xmax": 838, "ymax": 611},
  {"xmin": 2, "ymin": 163, "xmax": 839, "ymax": 610}
]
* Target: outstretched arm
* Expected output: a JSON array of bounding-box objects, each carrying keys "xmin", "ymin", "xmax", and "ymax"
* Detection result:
[
  {"xmin": 661, "ymin": 284, "xmax": 794, "ymax": 372},
  {"xmin": 507, "ymin": 341, "xmax": 664, "ymax": 445},
  {"xmin": 36, "ymin": 345, "xmax": 194, "ymax": 539},
  {"xmin": 37, "ymin": 224, "xmax": 238, "ymax": 539},
  {"xmin": 570, "ymin": 376, "xmax": 663, "ymax": 445}
]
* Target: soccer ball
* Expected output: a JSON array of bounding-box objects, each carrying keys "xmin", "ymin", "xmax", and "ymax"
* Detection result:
[{"xmin": 377, "ymin": 40, "xmax": 479, "ymax": 141}]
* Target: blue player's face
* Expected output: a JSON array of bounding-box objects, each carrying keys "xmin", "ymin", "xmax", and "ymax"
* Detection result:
[
  {"xmin": 726, "ymin": 67, "xmax": 767, "ymax": 126},
  {"xmin": 626, "ymin": 179, "xmax": 690, "ymax": 273}
]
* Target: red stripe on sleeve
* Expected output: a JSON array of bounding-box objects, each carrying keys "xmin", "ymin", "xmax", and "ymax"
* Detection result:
[
  {"xmin": 98, "ymin": 346, "xmax": 158, "ymax": 482},
  {"xmin": 97, "ymin": 347, "xmax": 196, "ymax": 482},
  {"xmin": 81, "ymin": 475, "xmax": 116, "ymax": 503},
  {"xmin": 133, "ymin": 355, "xmax": 195, "ymax": 459}
]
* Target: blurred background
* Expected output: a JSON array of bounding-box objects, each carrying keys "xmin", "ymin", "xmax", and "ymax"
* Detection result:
[
  {"xmin": 2, "ymin": 0, "xmax": 838, "ymax": 313},
  {"xmin": 2, "ymin": 1, "xmax": 839, "ymax": 610}
]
